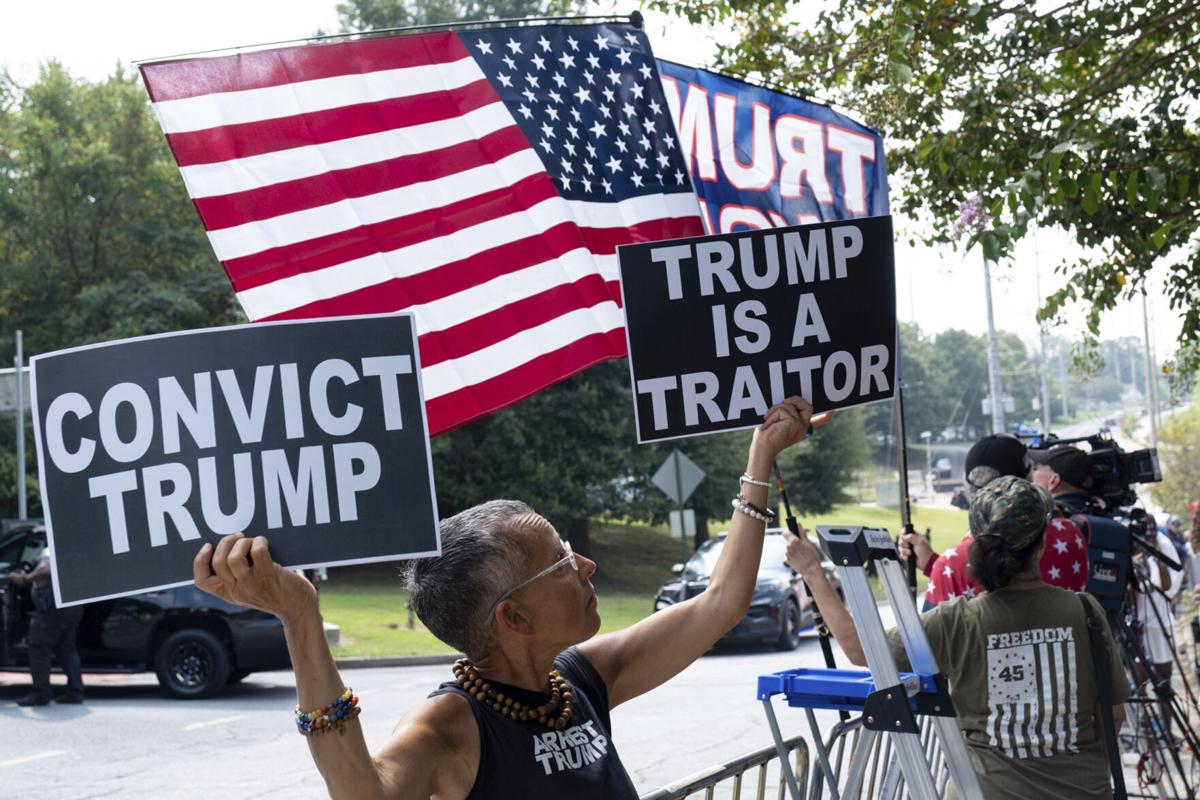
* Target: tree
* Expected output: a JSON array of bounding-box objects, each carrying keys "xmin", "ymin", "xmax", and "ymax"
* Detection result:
[
  {"xmin": 335, "ymin": 0, "xmax": 586, "ymax": 32},
  {"xmin": 1150, "ymin": 390, "xmax": 1200, "ymax": 517},
  {"xmin": 0, "ymin": 64, "xmax": 242, "ymax": 520},
  {"xmin": 655, "ymin": 0, "xmax": 1200, "ymax": 377},
  {"xmin": 0, "ymin": 64, "xmax": 241, "ymax": 361},
  {"xmin": 429, "ymin": 360, "xmax": 637, "ymax": 556}
]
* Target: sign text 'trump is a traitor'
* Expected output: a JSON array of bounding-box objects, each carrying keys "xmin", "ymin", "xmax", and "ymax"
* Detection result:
[{"xmin": 619, "ymin": 216, "xmax": 897, "ymax": 442}]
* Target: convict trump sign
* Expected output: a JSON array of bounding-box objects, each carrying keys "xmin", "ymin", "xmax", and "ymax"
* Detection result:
[{"xmin": 30, "ymin": 314, "xmax": 439, "ymax": 606}]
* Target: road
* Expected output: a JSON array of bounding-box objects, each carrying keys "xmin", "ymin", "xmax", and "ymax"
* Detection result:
[{"xmin": 1, "ymin": 628, "xmax": 864, "ymax": 799}]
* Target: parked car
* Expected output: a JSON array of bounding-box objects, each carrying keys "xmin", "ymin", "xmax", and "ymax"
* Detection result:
[
  {"xmin": 0, "ymin": 520, "xmax": 291, "ymax": 698},
  {"xmin": 651, "ymin": 529, "xmax": 841, "ymax": 651},
  {"xmin": 932, "ymin": 457, "xmax": 953, "ymax": 481}
]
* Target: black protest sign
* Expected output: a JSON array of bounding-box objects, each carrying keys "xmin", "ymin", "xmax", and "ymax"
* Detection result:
[
  {"xmin": 619, "ymin": 216, "xmax": 896, "ymax": 442},
  {"xmin": 30, "ymin": 313, "xmax": 439, "ymax": 606}
]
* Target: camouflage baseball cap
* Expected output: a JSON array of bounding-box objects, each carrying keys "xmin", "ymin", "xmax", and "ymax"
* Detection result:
[{"xmin": 969, "ymin": 475, "xmax": 1053, "ymax": 550}]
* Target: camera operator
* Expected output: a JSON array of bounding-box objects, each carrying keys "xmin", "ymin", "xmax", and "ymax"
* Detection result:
[
  {"xmin": 787, "ymin": 477, "xmax": 1129, "ymax": 800},
  {"xmin": 899, "ymin": 434, "xmax": 1089, "ymax": 611},
  {"xmin": 1032, "ymin": 445, "xmax": 1182, "ymax": 719},
  {"xmin": 1027, "ymin": 445, "xmax": 1094, "ymax": 515}
]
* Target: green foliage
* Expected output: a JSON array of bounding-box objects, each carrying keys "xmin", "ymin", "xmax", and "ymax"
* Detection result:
[
  {"xmin": 653, "ymin": 0, "xmax": 1200, "ymax": 377},
  {"xmin": 0, "ymin": 64, "xmax": 243, "ymax": 519},
  {"xmin": 430, "ymin": 360, "xmax": 637, "ymax": 547},
  {"xmin": 1150, "ymin": 391, "xmax": 1200, "ymax": 517},
  {"xmin": 0, "ymin": 63, "xmax": 240, "ymax": 361},
  {"xmin": 335, "ymin": 0, "xmax": 586, "ymax": 31}
]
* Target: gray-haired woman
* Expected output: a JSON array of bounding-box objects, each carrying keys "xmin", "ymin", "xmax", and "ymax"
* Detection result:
[{"xmin": 193, "ymin": 396, "xmax": 821, "ymax": 799}]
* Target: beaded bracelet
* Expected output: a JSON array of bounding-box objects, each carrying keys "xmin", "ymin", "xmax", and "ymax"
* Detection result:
[
  {"xmin": 295, "ymin": 687, "xmax": 361, "ymax": 736},
  {"xmin": 739, "ymin": 473, "xmax": 772, "ymax": 489},
  {"xmin": 731, "ymin": 495, "xmax": 777, "ymax": 522}
]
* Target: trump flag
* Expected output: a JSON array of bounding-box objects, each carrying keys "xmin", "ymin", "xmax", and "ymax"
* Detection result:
[
  {"xmin": 140, "ymin": 22, "xmax": 703, "ymax": 435},
  {"xmin": 656, "ymin": 61, "xmax": 889, "ymax": 233}
]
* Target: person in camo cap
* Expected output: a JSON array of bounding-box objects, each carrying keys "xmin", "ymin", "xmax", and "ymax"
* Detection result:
[
  {"xmin": 786, "ymin": 476, "xmax": 1129, "ymax": 800},
  {"xmin": 900, "ymin": 434, "xmax": 1089, "ymax": 610}
]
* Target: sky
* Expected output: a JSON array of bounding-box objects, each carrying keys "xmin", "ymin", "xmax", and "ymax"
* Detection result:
[{"xmin": 0, "ymin": 0, "xmax": 1185, "ymax": 363}]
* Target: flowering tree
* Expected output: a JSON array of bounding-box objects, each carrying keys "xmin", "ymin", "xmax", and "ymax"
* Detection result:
[{"xmin": 656, "ymin": 0, "xmax": 1200, "ymax": 378}]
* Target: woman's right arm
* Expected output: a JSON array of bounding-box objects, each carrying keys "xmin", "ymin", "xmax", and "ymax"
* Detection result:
[{"xmin": 194, "ymin": 534, "xmax": 463, "ymax": 799}]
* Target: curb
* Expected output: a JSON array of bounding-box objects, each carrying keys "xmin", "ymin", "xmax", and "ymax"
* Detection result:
[{"xmin": 335, "ymin": 653, "xmax": 463, "ymax": 669}]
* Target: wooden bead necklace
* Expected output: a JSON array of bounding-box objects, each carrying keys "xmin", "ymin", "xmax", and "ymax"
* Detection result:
[{"xmin": 453, "ymin": 658, "xmax": 574, "ymax": 730}]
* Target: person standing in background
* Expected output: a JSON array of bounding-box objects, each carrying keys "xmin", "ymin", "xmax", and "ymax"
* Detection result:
[{"xmin": 7, "ymin": 543, "xmax": 85, "ymax": 707}]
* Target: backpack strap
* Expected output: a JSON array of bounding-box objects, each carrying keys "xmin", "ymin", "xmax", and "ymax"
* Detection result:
[{"xmin": 1078, "ymin": 592, "xmax": 1126, "ymax": 800}]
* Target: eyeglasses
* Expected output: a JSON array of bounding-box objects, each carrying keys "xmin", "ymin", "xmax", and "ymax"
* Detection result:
[{"xmin": 486, "ymin": 540, "xmax": 578, "ymax": 626}]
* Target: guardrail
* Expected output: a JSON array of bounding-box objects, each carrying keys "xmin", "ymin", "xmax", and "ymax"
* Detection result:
[
  {"xmin": 640, "ymin": 734, "xmax": 809, "ymax": 800},
  {"xmin": 806, "ymin": 715, "xmax": 951, "ymax": 800}
]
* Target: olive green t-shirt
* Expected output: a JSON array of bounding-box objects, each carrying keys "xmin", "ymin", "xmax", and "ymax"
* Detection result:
[{"xmin": 888, "ymin": 585, "xmax": 1128, "ymax": 800}]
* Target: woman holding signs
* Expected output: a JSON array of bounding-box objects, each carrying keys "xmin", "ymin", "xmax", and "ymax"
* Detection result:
[{"xmin": 193, "ymin": 396, "xmax": 825, "ymax": 799}]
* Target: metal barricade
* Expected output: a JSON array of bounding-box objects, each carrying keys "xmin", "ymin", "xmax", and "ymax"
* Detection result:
[
  {"xmin": 806, "ymin": 715, "xmax": 952, "ymax": 800},
  {"xmin": 641, "ymin": 735, "xmax": 810, "ymax": 800}
]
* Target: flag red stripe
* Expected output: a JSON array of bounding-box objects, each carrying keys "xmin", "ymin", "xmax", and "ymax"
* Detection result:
[
  {"xmin": 166, "ymin": 79, "xmax": 498, "ymax": 167},
  {"xmin": 223, "ymin": 171, "xmax": 560, "ymax": 291},
  {"xmin": 140, "ymin": 32, "xmax": 468, "ymax": 102},
  {"xmin": 414, "ymin": 276, "xmax": 621, "ymax": 368},
  {"xmin": 245, "ymin": 216, "xmax": 698, "ymax": 319},
  {"xmin": 424, "ymin": 330, "xmax": 628, "ymax": 435},
  {"xmin": 194, "ymin": 126, "xmax": 532, "ymax": 231}
]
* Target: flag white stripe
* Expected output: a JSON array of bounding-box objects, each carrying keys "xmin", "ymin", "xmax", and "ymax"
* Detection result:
[
  {"xmin": 1051, "ymin": 639, "xmax": 1067, "ymax": 752},
  {"xmin": 1038, "ymin": 642, "xmax": 1053, "ymax": 757},
  {"xmin": 992, "ymin": 704, "xmax": 1008, "ymax": 754},
  {"xmin": 152, "ymin": 56, "xmax": 485, "ymax": 134},
  {"xmin": 175, "ymin": 102, "xmax": 516, "ymax": 199},
  {"xmin": 1070, "ymin": 638, "xmax": 1080, "ymax": 753},
  {"xmin": 234, "ymin": 193, "xmax": 701, "ymax": 320},
  {"xmin": 422, "ymin": 302, "xmax": 625, "ymax": 399},
  {"xmin": 206, "ymin": 148, "xmax": 545, "ymax": 260},
  {"xmin": 411, "ymin": 249, "xmax": 615, "ymax": 335},
  {"xmin": 1013, "ymin": 702, "xmax": 1028, "ymax": 759}
]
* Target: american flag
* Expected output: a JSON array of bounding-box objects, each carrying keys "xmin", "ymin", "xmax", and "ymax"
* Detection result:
[{"xmin": 139, "ymin": 22, "xmax": 703, "ymax": 435}]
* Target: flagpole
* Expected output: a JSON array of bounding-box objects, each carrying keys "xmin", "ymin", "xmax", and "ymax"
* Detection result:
[
  {"xmin": 136, "ymin": 13, "xmax": 641, "ymax": 65},
  {"xmin": 773, "ymin": 461, "xmax": 848, "ymax": 721}
]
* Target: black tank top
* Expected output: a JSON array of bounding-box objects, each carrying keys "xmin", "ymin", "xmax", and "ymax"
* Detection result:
[{"xmin": 430, "ymin": 647, "xmax": 639, "ymax": 799}]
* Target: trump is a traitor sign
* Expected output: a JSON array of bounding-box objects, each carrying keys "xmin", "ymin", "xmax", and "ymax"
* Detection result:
[{"xmin": 619, "ymin": 216, "xmax": 897, "ymax": 442}]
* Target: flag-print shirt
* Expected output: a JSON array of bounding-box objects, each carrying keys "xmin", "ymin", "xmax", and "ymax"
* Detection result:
[
  {"xmin": 889, "ymin": 587, "xmax": 1128, "ymax": 800},
  {"xmin": 922, "ymin": 514, "xmax": 1088, "ymax": 608}
]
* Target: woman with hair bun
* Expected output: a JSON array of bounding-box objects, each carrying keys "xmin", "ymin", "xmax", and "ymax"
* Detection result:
[{"xmin": 787, "ymin": 476, "xmax": 1129, "ymax": 800}]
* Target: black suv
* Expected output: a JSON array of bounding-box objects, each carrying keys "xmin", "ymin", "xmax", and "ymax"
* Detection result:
[
  {"xmin": 0, "ymin": 520, "xmax": 291, "ymax": 698},
  {"xmin": 652, "ymin": 529, "xmax": 841, "ymax": 651}
]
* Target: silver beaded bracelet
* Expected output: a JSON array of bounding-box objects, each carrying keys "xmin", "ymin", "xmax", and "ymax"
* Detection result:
[
  {"xmin": 739, "ymin": 473, "xmax": 772, "ymax": 489},
  {"xmin": 731, "ymin": 495, "xmax": 777, "ymax": 522}
]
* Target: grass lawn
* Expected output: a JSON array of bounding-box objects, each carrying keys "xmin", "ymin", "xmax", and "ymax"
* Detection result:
[{"xmin": 320, "ymin": 504, "xmax": 967, "ymax": 657}]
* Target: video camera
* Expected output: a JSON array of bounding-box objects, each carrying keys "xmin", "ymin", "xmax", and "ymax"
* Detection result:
[
  {"xmin": 1027, "ymin": 431, "xmax": 1163, "ymax": 614},
  {"xmin": 1032, "ymin": 430, "xmax": 1161, "ymax": 511}
]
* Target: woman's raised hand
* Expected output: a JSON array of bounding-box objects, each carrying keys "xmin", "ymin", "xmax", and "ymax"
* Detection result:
[
  {"xmin": 193, "ymin": 533, "xmax": 317, "ymax": 625},
  {"xmin": 752, "ymin": 398, "xmax": 836, "ymax": 459}
]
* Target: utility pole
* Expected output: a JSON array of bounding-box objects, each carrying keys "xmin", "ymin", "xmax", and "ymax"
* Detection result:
[
  {"xmin": 1057, "ymin": 347, "xmax": 1070, "ymax": 420},
  {"xmin": 982, "ymin": 256, "xmax": 1006, "ymax": 433},
  {"xmin": 1032, "ymin": 237, "xmax": 1052, "ymax": 431},
  {"xmin": 1142, "ymin": 293, "xmax": 1158, "ymax": 448},
  {"xmin": 15, "ymin": 330, "xmax": 27, "ymax": 520}
]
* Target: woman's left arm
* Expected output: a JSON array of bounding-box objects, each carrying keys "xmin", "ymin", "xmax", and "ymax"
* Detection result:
[
  {"xmin": 783, "ymin": 532, "xmax": 866, "ymax": 666},
  {"xmin": 580, "ymin": 398, "xmax": 823, "ymax": 707}
]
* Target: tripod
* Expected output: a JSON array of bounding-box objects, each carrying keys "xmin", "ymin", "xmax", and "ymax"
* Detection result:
[{"xmin": 1111, "ymin": 533, "xmax": 1200, "ymax": 799}]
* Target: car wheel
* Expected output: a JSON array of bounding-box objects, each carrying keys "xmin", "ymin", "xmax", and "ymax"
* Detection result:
[
  {"xmin": 774, "ymin": 600, "xmax": 802, "ymax": 651},
  {"xmin": 155, "ymin": 629, "xmax": 231, "ymax": 699}
]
